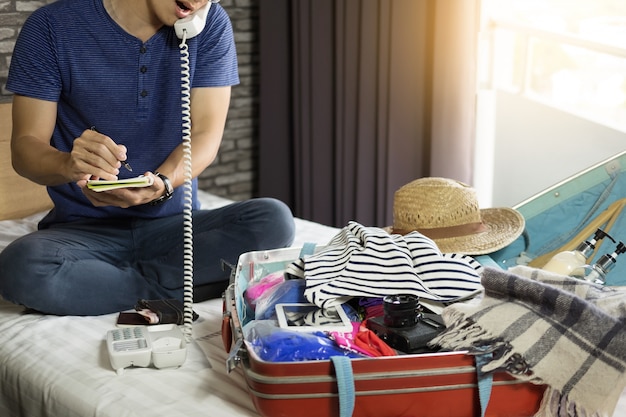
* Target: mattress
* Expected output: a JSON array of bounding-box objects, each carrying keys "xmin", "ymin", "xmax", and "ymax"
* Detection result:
[
  {"xmin": 1, "ymin": 191, "xmax": 625, "ymax": 417},
  {"xmin": 0, "ymin": 191, "xmax": 340, "ymax": 417}
]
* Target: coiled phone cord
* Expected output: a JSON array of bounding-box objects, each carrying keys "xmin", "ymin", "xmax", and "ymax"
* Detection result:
[{"xmin": 179, "ymin": 30, "xmax": 194, "ymax": 342}]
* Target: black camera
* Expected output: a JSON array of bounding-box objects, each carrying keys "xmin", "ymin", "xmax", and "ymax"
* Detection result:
[{"xmin": 366, "ymin": 295, "xmax": 445, "ymax": 354}]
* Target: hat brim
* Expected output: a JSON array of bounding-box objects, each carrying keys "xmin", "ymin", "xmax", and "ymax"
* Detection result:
[{"xmin": 387, "ymin": 208, "xmax": 525, "ymax": 255}]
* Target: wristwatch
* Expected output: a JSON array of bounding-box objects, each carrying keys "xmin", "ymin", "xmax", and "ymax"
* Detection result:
[{"xmin": 150, "ymin": 172, "xmax": 174, "ymax": 206}]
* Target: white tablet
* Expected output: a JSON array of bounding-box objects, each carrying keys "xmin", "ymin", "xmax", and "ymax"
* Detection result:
[{"xmin": 275, "ymin": 303, "xmax": 353, "ymax": 333}]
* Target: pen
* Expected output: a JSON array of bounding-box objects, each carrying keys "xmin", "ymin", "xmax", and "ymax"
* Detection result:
[
  {"xmin": 89, "ymin": 126, "xmax": 133, "ymax": 172},
  {"xmin": 120, "ymin": 160, "xmax": 133, "ymax": 172}
]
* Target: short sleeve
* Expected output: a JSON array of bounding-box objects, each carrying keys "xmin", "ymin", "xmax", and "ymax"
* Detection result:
[
  {"xmin": 191, "ymin": 5, "xmax": 239, "ymax": 88},
  {"xmin": 6, "ymin": 8, "xmax": 62, "ymax": 102}
]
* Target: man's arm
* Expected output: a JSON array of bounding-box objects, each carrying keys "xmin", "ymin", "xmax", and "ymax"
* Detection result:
[
  {"xmin": 12, "ymin": 86, "xmax": 231, "ymax": 208},
  {"xmin": 151, "ymin": 85, "xmax": 232, "ymax": 189},
  {"xmin": 11, "ymin": 95, "xmax": 126, "ymax": 186}
]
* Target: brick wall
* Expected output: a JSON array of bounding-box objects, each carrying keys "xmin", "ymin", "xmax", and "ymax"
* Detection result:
[{"xmin": 0, "ymin": 0, "xmax": 259, "ymax": 201}]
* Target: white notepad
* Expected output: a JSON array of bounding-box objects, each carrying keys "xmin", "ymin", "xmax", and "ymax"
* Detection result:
[{"xmin": 86, "ymin": 176, "xmax": 154, "ymax": 192}]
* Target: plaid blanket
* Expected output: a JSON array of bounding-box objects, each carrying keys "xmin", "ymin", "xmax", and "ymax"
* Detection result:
[{"xmin": 430, "ymin": 265, "xmax": 626, "ymax": 417}]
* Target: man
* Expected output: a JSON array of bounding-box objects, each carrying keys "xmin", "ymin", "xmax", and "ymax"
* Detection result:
[{"xmin": 0, "ymin": 0, "xmax": 295, "ymax": 315}]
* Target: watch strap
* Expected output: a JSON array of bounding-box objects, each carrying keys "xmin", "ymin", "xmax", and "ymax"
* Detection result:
[{"xmin": 150, "ymin": 172, "xmax": 173, "ymax": 206}]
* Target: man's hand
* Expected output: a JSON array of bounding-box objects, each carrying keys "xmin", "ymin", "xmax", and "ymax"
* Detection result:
[{"xmin": 70, "ymin": 129, "xmax": 128, "ymax": 182}]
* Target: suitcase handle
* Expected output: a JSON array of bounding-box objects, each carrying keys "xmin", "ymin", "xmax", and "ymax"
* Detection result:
[
  {"xmin": 470, "ymin": 347, "xmax": 495, "ymax": 417},
  {"xmin": 221, "ymin": 298, "xmax": 233, "ymax": 353},
  {"xmin": 330, "ymin": 356, "xmax": 355, "ymax": 417},
  {"xmin": 223, "ymin": 283, "xmax": 246, "ymax": 373},
  {"xmin": 222, "ymin": 284, "xmax": 241, "ymax": 351}
]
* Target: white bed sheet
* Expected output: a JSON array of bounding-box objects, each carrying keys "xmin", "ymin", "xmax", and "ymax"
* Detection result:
[
  {"xmin": 1, "ymin": 191, "xmax": 625, "ymax": 417},
  {"xmin": 0, "ymin": 191, "xmax": 340, "ymax": 417}
]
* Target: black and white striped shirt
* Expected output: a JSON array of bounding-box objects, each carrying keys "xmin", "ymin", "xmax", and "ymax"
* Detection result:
[{"xmin": 287, "ymin": 222, "xmax": 483, "ymax": 308}]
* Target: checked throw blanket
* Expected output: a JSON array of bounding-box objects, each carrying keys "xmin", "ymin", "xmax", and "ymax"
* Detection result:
[{"xmin": 430, "ymin": 265, "xmax": 626, "ymax": 417}]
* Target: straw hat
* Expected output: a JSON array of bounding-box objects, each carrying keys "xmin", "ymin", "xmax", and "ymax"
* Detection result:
[{"xmin": 390, "ymin": 177, "xmax": 525, "ymax": 255}]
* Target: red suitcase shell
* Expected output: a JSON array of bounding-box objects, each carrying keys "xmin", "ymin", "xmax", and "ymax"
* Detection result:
[{"xmin": 222, "ymin": 247, "xmax": 545, "ymax": 417}]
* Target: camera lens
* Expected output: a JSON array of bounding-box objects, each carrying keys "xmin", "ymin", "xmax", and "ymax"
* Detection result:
[{"xmin": 382, "ymin": 294, "xmax": 422, "ymax": 328}]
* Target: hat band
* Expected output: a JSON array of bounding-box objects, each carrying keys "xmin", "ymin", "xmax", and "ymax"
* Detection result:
[{"xmin": 394, "ymin": 221, "xmax": 488, "ymax": 239}]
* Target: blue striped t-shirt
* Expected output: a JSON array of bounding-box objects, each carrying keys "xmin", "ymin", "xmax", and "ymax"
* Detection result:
[{"xmin": 6, "ymin": 0, "xmax": 239, "ymax": 227}]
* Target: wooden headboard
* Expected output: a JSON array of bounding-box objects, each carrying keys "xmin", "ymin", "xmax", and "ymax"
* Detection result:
[{"xmin": 0, "ymin": 102, "xmax": 53, "ymax": 220}]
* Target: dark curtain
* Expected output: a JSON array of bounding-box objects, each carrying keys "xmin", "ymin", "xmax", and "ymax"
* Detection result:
[{"xmin": 259, "ymin": 0, "xmax": 478, "ymax": 228}]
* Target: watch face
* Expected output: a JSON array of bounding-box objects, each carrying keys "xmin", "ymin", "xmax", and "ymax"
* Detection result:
[{"xmin": 162, "ymin": 177, "xmax": 173, "ymax": 196}]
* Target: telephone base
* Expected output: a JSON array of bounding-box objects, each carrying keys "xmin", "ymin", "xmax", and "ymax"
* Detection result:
[{"xmin": 106, "ymin": 324, "xmax": 187, "ymax": 373}]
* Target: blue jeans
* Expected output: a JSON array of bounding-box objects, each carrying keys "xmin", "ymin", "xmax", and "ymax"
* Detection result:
[{"xmin": 0, "ymin": 198, "xmax": 295, "ymax": 315}]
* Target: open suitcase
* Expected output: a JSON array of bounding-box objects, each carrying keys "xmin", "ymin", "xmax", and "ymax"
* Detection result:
[
  {"xmin": 221, "ymin": 152, "xmax": 626, "ymax": 417},
  {"xmin": 222, "ymin": 246, "xmax": 545, "ymax": 417}
]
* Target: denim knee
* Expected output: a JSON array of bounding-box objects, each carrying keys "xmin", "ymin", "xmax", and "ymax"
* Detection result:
[
  {"xmin": 255, "ymin": 197, "xmax": 296, "ymax": 247},
  {"xmin": 0, "ymin": 236, "xmax": 47, "ymax": 304}
]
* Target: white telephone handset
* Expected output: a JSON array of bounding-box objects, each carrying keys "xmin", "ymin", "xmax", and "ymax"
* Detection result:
[{"xmin": 174, "ymin": 2, "xmax": 211, "ymax": 40}]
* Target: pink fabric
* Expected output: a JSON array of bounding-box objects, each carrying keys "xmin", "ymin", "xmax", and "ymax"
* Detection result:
[{"xmin": 244, "ymin": 272, "xmax": 285, "ymax": 310}]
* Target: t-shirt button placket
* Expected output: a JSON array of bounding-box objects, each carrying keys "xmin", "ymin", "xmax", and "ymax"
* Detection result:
[{"xmin": 138, "ymin": 44, "xmax": 150, "ymax": 118}]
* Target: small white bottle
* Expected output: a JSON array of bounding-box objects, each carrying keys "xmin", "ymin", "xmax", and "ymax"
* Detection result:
[
  {"xmin": 542, "ymin": 229, "xmax": 606, "ymax": 276},
  {"xmin": 574, "ymin": 242, "xmax": 626, "ymax": 285}
]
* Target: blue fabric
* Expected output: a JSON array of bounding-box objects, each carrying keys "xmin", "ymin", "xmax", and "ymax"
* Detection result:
[
  {"xmin": 245, "ymin": 321, "xmax": 363, "ymax": 362},
  {"xmin": 0, "ymin": 198, "xmax": 295, "ymax": 315},
  {"xmin": 255, "ymin": 280, "xmax": 309, "ymax": 320},
  {"xmin": 6, "ymin": 0, "xmax": 239, "ymax": 226}
]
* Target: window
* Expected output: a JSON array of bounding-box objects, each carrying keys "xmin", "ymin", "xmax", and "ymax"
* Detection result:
[
  {"xmin": 480, "ymin": 0, "xmax": 626, "ymax": 132},
  {"xmin": 475, "ymin": 0, "xmax": 626, "ymax": 208}
]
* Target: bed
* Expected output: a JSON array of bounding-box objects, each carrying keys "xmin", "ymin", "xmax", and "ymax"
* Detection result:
[
  {"xmin": 0, "ymin": 191, "xmax": 340, "ymax": 417},
  {"xmin": 1, "ymin": 102, "xmax": 625, "ymax": 417}
]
